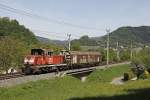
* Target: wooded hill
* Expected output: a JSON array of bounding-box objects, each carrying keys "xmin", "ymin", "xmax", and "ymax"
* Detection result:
[
  {"xmin": 96, "ymin": 26, "xmax": 150, "ymax": 47},
  {"xmin": 0, "ymin": 17, "xmax": 38, "ymax": 45},
  {"xmin": 36, "ymin": 36, "xmax": 67, "ymax": 46}
]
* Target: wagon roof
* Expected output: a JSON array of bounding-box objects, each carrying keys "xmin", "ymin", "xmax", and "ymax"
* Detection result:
[{"xmin": 70, "ymin": 51, "xmax": 101, "ymax": 55}]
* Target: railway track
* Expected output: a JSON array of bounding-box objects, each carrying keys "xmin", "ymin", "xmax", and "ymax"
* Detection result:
[
  {"xmin": 0, "ymin": 72, "xmax": 25, "ymax": 80},
  {"xmin": 0, "ymin": 62, "xmax": 130, "ymax": 81}
]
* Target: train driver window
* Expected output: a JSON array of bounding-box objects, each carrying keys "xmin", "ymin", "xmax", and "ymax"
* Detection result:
[
  {"xmin": 31, "ymin": 49, "xmax": 44, "ymax": 55},
  {"xmin": 48, "ymin": 51, "xmax": 53, "ymax": 56}
]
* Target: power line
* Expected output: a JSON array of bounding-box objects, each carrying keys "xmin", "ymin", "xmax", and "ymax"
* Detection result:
[
  {"xmin": 0, "ymin": 3, "xmax": 103, "ymax": 38},
  {"xmin": 31, "ymin": 29, "xmax": 80, "ymax": 38},
  {"xmin": 0, "ymin": 3, "xmax": 102, "ymax": 31},
  {"xmin": 31, "ymin": 29, "xmax": 67, "ymax": 39}
]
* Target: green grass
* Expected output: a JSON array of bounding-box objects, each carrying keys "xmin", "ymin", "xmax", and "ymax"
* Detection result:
[
  {"xmin": 87, "ymin": 64, "xmax": 130, "ymax": 82},
  {"xmin": 1, "ymin": 64, "xmax": 150, "ymax": 100}
]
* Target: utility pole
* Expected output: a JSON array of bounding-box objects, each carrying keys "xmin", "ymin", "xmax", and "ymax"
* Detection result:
[
  {"xmin": 67, "ymin": 34, "xmax": 71, "ymax": 51},
  {"xmin": 106, "ymin": 29, "xmax": 110, "ymax": 65},
  {"xmin": 130, "ymin": 41, "xmax": 133, "ymax": 60},
  {"xmin": 116, "ymin": 41, "xmax": 120, "ymax": 61}
]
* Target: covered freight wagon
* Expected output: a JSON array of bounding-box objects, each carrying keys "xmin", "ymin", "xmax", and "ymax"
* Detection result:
[{"xmin": 70, "ymin": 51, "xmax": 101, "ymax": 66}]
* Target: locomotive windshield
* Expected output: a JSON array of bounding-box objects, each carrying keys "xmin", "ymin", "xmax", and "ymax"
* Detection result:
[
  {"xmin": 31, "ymin": 49, "xmax": 53, "ymax": 56},
  {"xmin": 31, "ymin": 49, "xmax": 44, "ymax": 55}
]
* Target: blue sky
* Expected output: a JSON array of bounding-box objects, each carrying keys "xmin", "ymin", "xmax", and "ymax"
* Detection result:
[{"xmin": 0, "ymin": 0, "xmax": 150, "ymax": 40}]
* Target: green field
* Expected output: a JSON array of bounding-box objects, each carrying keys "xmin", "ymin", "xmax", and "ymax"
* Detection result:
[{"xmin": 0, "ymin": 64, "xmax": 150, "ymax": 100}]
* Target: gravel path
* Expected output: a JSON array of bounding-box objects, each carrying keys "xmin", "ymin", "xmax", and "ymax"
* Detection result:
[{"xmin": 110, "ymin": 76, "xmax": 124, "ymax": 85}]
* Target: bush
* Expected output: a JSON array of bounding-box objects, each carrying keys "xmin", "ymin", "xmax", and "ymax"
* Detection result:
[
  {"xmin": 120, "ymin": 50, "xmax": 130, "ymax": 61},
  {"xmin": 139, "ymin": 70, "xmax": 150, "ymax": 79},
  {"xmin": 123, "ymin": 72, "xmax": 135, "ymax": 81},
  {"xmin": 132, "ymin": 48, "xmax": 150, "ymax": 69},
  {"xmin": 130, "ymin": 62, "xmax": 145, "ymax": 78},
  {"xmin": 131, "ymin": 48, "xmax": 150, "ymax": 79}
]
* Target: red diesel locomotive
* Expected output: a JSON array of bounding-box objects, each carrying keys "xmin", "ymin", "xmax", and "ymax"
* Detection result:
[{"xmin": 23, "ymin": 49, "xmax": 101, "ymax": 74}]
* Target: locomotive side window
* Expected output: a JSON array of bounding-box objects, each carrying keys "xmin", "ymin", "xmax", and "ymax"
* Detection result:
[
  {"xmin": 48, "ymin": 51, "xmax": 53, "ymax": 56},
  {"xmin": 31, "ymin": 49, "xmax": 44, "ymax": 55}
]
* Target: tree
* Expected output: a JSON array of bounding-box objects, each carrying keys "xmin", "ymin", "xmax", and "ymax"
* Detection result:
[
  {"xmin": 71, "ymin": 42, "xmax": 81, "ymax": 51},
  {"xmin": 120, "ymin": 50, "xmax": 130, "ymax": 61},
  {"xmin": 0, "ymin": 17, "xmax": 38, "ymax": 45},
  {"xmin": 109, "ymin": 49, "xmax": 117, "ymax": 62},
  {"xmin": 99, "ymin": 48, "xmax": 117, "ymax": 63},
  {"xmin": 100, "ymin": 49, "xmax": 106, "ymax": 62},
  {"xmin": 130, "ymin": 48, "xmax": 150, "ymax": 79},
  {"xmin": 132, "ymin": 48, "xmax": 150, "ymax": 68},
  {"xmin": 0, "ymin": 36, "xmax": 27, "ymax": 73},
  {"xmin": 71, "ymin": 35, "xmax": 98, "ymax": 46}
]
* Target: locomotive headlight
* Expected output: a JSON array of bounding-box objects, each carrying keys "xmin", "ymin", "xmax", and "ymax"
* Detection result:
[
  {"xmin": 29, "ymin": 59, "xmax": 34, "ymax": 63},
  {"xmin": 24, "ymin": 58, "xmax": 28, "ymax": 63},
  {"xmin": 24, "ymin": 58, "xmax": 34, "ymax": 64}
]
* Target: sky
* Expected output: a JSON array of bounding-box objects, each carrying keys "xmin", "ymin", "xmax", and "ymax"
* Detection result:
[{"xmin": 0, "ymin": 0, "xmax": 150, "ymax": 40}]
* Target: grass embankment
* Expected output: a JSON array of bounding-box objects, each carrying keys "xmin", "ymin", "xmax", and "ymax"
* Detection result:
[{"xmin": 1, "ymin": 64, "xmax": 150, "ymax": 100}]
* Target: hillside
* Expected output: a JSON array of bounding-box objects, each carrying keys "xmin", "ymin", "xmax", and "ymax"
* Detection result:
[
  {"xmin": 96, "ymin": 26, "xmax": 150, "ymax": 47},
  {"xmin": 71, "ymin": 35, "xmax": 98, "ymax": 46},
  {"xmin": 0, "ymin": 17, "xmax": 38, "ymax": 44},
  {"xmin": 36, "ymin": 36, "xmax": 67, "ymax": 46},
  {"xmin": 71, "ymin": 26, "xmax": 150, "ymax": 48}
]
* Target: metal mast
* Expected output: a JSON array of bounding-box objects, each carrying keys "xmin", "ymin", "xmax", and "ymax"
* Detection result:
[
  {"xmin": 130, "ymin": 41, "xmax": 133, "ymax": 60},
  {"xmin": 67, "ymin": 34, "xmax": 71, "ymax": 51},
  {"xmin": 116, "ymin": 41, "xmax": 120, "ymax": 61},
  {"xmin": 106, "ymin": 29, "xmax": 110, "ymax": 65}
]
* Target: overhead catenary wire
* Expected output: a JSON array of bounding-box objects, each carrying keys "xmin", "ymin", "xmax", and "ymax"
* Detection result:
[
  {"xmin": 0, "ymin": 3, "xmax": 103, "ymax": 31},
  {"xmin": 0, "ymin": 4, "xmax": 81, "ymax": 39},
  {"xmin": 31, "ymin": 29, "xmax": 67, "ymax": 39},
  {"xmin": 31, "ymin": 29, "xmax": 81, "ymax": 38},
  {"xmin": 0, "ymin": 3, "xmax": 106, "ymax": 39}
]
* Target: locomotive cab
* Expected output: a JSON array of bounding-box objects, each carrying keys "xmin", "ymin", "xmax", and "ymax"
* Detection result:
[
  {"xmin": 23, "ymin": 49, "xmax": 65, "ymax": 74},
  {"xmin": 24, "ymin": 49, "xmax": 54, "ymax": 65}
]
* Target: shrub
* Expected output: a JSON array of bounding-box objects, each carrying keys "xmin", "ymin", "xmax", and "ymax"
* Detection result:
[
  {"xmin": 123, "ymin": 72, "xmax": 135, "ymax": 81},
  {"xmin": 139, "ymin": 70, "xmax": 150, "ymax": 79}
]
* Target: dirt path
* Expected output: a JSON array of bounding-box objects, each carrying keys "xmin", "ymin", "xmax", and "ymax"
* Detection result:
[{"xmin": 110, "ymin": 76, "xmax": 124, "ymax": 85}]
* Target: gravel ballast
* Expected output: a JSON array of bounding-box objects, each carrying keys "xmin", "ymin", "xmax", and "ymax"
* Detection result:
[{"xmin": 0, "ymin": 73, "xmax": 56, "ymax": 87}]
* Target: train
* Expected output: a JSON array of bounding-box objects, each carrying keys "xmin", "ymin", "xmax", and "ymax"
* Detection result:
[{"xmin": 23, "ymin": 49, "xmax": 102, "ymax": 74}]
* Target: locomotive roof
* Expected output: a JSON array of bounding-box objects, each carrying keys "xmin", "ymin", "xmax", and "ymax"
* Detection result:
[{"xmin": 70, "ymin": 51, "xmax": 101, "ymax": 55}]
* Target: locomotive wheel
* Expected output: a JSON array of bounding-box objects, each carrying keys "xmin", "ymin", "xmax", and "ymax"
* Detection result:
[
  {"xmin": 24, "ymin": 67, "xmax": 33, "ymax": 75},
  {"xmin": 34, "ymin": 69, "xmax": 42, "ymax": 75}
]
